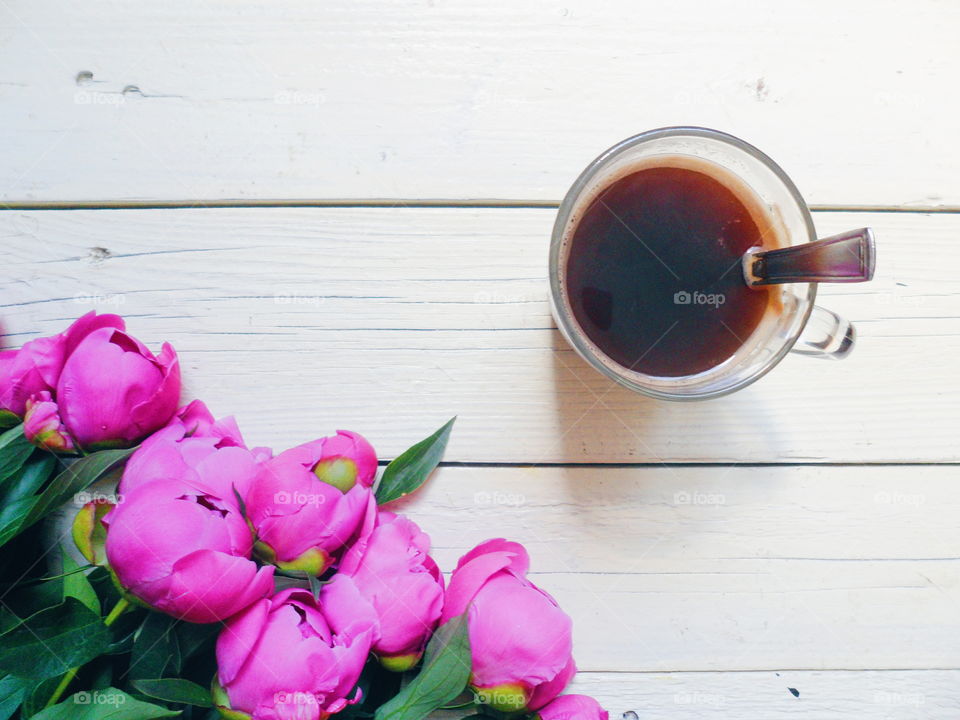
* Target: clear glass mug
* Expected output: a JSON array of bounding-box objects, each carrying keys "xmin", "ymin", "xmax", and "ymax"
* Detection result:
[{"xmin": 548, "ymin": 127, "xmax": 876, "ymax": 401}]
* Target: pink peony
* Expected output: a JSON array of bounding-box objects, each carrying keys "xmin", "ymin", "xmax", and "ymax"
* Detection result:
[
  {"xmin": 322, "ymin": 510, "xmax": 444, "ymax": 671},
  {"xmin": 244, "ymin": 432, "xmax": 377, "ymax": 576},
  {"xmin": 214, "ymin": 587, "xmax": 375, "ymax": 720},
  {"xmin": 17, "ymin": 314, "xmax": 180, "ymax": 451},
  {"xmin": 103, "ymin": 478, "xmax": 273, "ymax": 623},
  {"xmin": 0, "ymin": 311, "xmax": 123, "ymax": 428},
  {"xmin": 441, "ymin": 539, "xmax": 575, "ymax": 712}
]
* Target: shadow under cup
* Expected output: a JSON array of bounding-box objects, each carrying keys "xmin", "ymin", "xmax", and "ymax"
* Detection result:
[{"xmin": 549, "ymin": 127, "xmax": 821, "ymax": 401}]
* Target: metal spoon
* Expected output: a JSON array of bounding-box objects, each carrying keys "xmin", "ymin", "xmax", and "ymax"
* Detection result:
[{"xmin": 742, "ymin": 227, "xmax": 876, "ymax": 286}]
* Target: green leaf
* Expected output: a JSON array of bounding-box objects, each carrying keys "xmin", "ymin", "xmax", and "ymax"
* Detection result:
[
  {"xmin": 61, "ymin": 546, "xmax": 99, "ymax": 615},
  {"xmin": 0, "ymin": 424, "xmax": 34, "ymax": 484},
  {"xmin": 0, "ymin": 674, "xmax": 29, "ymax": 720},
  {"xmin": 132, "ymin": 679, "xmax": 213, "ymax": 708},
  {"xmin": 0, "ymin": 454, "xmax": 56, "ymax": 549},
  {"xmin": 0, "ymin": 496, "xmax": 39, "ymax": 547},
  {"xmin": 308, "ymin": 573, "xmax": 322, "ymax": 600},
  {"xmin": 0, "ymin": 598, "xmax": 110, "ymax": 681},
  {"xmin": 374, "ymin": 613, "xmax": 471, "ymax": 720},
  {"xmin": 29, "ymin": 688, "xmax": 180, "ymax": 719},
  {"xmin": 174, "ymin": 622, "xmax": 219, "ymax": 663},
  {"xmin": 19, "ymin": 447, "xmax": 134, "ymax": 532},
  {"xmin": 0, "ymin": 452, "xmax": 56, "ymax": 506},
  {"xmin": 20, "ymin": 675, "xmax": 61, "ymax": 718},
  {"xmin": 128, "ymin": 613, "xmax": 181, "ymax": 681},
  {"xmin": 375, "ymin": 418, "xmax": 455, "ymax": 505}
]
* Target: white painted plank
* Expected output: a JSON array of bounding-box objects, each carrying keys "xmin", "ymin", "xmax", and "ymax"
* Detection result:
[
  {"xmin": 1, "ymin": 208, "xmax": 956, "ymax": 462},
  {"xmin": 46, "ymin": 464, "xmax": 960, "ymax": 672},
  {"xmin": 0, "ymin": 0, "xmax": 957, "ymax": 206},
  {"xmin": 403, "ymin": 466, "xmax": 960, "ymax": 672},
  {"xmin": 568, "ymin": 670, "xmax": 959, "ymax": 719}
]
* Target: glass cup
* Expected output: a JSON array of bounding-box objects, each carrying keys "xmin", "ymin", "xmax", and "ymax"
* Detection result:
[{"xmin": 548, "ymin": 127, "xmax": 876, "ymax": 401}]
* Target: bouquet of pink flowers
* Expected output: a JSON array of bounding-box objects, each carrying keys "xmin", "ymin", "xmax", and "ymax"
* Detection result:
[{"xmin": 0, "ymin": 313, "xmax": 607, "ymax": 720}]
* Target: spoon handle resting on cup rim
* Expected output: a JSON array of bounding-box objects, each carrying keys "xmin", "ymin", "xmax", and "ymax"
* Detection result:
[{"xmin": 742, "ymin": 227, "xmax": 876, "ymax": 286}]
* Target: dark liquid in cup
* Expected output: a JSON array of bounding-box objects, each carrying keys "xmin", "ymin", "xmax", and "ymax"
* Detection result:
[{"xmin": 564, "ymin": 162, "xmax": 775, "ymax": 377}]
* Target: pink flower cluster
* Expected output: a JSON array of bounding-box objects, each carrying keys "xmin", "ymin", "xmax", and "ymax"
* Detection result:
[
  {"xmin": 0, "ymin": 312, "xmax": 180, "ymax": 451},
  {"xmin": 3, "ymin": 314, "xmax": 607, "ymax": 720}
]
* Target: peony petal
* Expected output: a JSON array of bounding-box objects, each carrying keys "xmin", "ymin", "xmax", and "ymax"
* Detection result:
[
  {"xmin": 536, "ymin": 694, "xmax": 607, "ymax": 720},
  {"xmin": 467, "ymin": 574, "xmax": 573, "ymax": 690},
  {"xmin": 128, "ymin": 341, "xmax": 181, "ymax": 439},
  {"xmin": 441, "ymin": 546, "xmax": 522, "ymax": 622},
  {"xmin": 319, "ymin": 574, "xmax": 380, "ymax": 645},
  {"xmin": 217, "ymin": 597, "xmax": 271, "ymax": 686},
  {"xmin": 60, "ymin": 311, "xmax": 126, "ymax": 359},
  {"xmin": 162, "ymin": 550, "xmax": 274, "ymax": 623},
  {"xmin": 455, "ymin": 538, "xmax": 529, "ymax": 576},
  {"xmin": 527, "ymin": 657, "xmax": 578, "ymax": 711}
]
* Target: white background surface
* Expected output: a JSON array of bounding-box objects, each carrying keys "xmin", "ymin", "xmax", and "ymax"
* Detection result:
[{"xmin": 2, "ymin": 1, "xmax": 959, "ymax": 717}]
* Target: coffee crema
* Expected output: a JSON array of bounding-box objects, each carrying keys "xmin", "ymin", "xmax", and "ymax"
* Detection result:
[{"xmin": 562, "ymin": 157, "xmax": 780, "ymax": 377}]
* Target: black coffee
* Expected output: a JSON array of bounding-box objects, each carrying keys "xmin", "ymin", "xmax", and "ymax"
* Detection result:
[{"xmin": 564, "ymin": 162, "xmax": 775, "ymax": 377}]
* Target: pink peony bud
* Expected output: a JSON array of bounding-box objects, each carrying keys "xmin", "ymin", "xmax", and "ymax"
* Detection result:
[
  {"xmin": 72, "ymin": 499, "xmax": 113, "ymax": 566},
  {"xmin": 244, "ymin": 434, "xmax": 376, "ymax": 576},
  {"xmin": 214, "ymin": 587, "xmax": 375, "ymax": 720},
  {"xmin": 441, "ymin": 539, "xmax": 576, "ymax": 713},
  {"xmin": 322, "ymin": 511, "xmax": 445, "ymax": 671},
  {"xmin": 311, "ymin": 430, "xmax": 378, "ymax": 492},
  {"xmin": 537, "ymin": 695, "xmax": 609, "ymax": 720},
  {"xmin": 24, "ymin": 391, "xmax": 75, "ymax": 452},
  {"xmin": 118, "ymin": 400, "xmax": 265, "ymax": 501},
  {"xmin": 103, "ymin": 478, "xmax": 273, "ymax": 623},
  {"xmin": 0, "ymin": 311, "xmax": 123, "ymax": 427}
]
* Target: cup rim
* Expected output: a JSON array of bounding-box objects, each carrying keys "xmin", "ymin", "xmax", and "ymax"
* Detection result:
[{"xmin": 549, "ymin": 126, "xmax": 819, "ymax": 401}]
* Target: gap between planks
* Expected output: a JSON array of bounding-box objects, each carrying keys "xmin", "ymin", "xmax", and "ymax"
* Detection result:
[{"xmin": 1, "ymin": 200, "xmax": 959, "ymax": 213}]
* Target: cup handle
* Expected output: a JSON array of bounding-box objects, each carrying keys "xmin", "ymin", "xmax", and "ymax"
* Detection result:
[{"xmin": 790, "ymin": 305, "xmax": 855, "ymax": 359}]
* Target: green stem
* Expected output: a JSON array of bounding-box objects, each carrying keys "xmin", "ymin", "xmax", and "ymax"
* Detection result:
[
  {"xmin": 44, "ymin": 598, "xmax": 130, "ymax": 708},
  {"xmin": 440, "ymin": 700, "xmax": 478, "ymax": 710},
  {"xmin": 103, "ymin": 598, "xmax": 130, "ymax": 627}
]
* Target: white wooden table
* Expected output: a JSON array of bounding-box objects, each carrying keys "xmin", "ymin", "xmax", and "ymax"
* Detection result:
[{"xmin": 3, "ymin": 2, "xmax": 959, "ymax": 717}]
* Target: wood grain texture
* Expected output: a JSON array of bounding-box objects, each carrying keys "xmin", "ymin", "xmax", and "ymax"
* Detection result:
[
  {"xmin": 400, "ymin": 466, "xmax": 960, "ymax": 672},
  {"xmin": 1, "ymin": 207, "xmax": 954, "ymax": 463},
  {"xmin": 567, "ymin": 670, "xmax": 959, "ymax": 718},
  {"xmin": 0, "ymin": 0, "xmax": 956, "ymax": 206}
]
